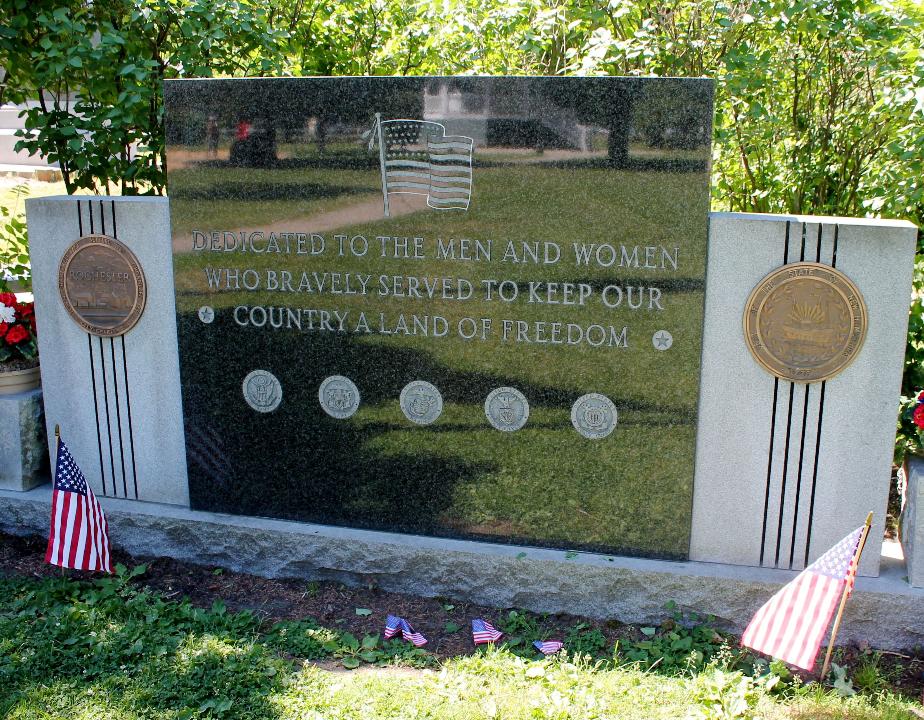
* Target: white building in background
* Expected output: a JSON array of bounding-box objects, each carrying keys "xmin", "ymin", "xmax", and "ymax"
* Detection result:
[
  {"xmin": 0, "ymin": 101, "xmax": 60, "ymax": 177},
  {"xmin": 423, "ymin": 83, "xmax": 598, "ymax": 152}
]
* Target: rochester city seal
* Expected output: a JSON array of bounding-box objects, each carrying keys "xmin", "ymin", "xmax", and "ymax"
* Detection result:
[
  {"xmin": 242, "ymin": 370, "xmax": 282, "ymax": 412},
  {"xmin": 484, "ymin": 387, "xmax": 529, "ymax": 432},
  {"xmin": 743, "ymin": 262, "xmax": 867, "ymax": 383},
  {"xmin": 58, "ymin": 233, "xmax": 146, "ymax": 336},
  {"xmin": 571, "ymin": 393, "xmax": 618, "ymax": 439},
  {"xmin": 399, "ymin": 380, "xmax": 443, "ymax": 425},
  {"xmin": 319, "ymin": 375, "xmax": 360, "ymax": 419}
]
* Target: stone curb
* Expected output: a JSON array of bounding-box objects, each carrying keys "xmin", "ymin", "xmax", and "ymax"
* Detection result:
[{"xmin": 3, "ymin": 486, "xmax": 923, "ymax": 650}]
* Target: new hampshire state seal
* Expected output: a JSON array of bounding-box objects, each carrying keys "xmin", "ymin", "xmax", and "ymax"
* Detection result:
[{"xmin": 743, "ymin": 262, "xmax": 867, "ymax": 383}]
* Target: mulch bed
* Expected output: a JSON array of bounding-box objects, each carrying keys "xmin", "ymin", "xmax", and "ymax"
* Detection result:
[
  {"xmin": 0, "ymin": 531, "xmax": 632, "ymax": 659},
  {"xmin": 2, "ymin": 529, "xmax": 923, "ymax": 698}
]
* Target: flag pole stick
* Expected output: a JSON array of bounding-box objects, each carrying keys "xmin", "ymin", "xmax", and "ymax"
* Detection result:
[
  {"xmin": 373, "ymin": 113, "xmax": 390, "ymax": 218},
  {"xmin": 820, "ymin": 511, "xmax": 874, "ymax": 679},
  {"xmin": 53, "ymin": 424, "xmax": 66, "ymax": 578},
  {"xmin": 53, "ymin": 423, "xmax": 60, "ymax": 467}
]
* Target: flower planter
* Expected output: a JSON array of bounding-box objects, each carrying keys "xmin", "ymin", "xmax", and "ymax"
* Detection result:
[{"xmin": 0, "ymin": 364, "xmax": 41, "ymax": 395}]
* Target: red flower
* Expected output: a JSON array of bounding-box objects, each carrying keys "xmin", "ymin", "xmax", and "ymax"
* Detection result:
[
  {"xmin": 914, "ymin": 404, "xmax": 924, "ymax": 429},
  {"xmin": 15, "ymin": 303, "xmax": 33, "ymax": 318},
  {"xmin": 5, "ymin": 324, "xmax": 28, "ymax": 344},
  {"xmin": 0, "ymin": 322, "xmax": 7, "ymax": 339},
  {"xmin": 0, "ymin": 292, "xmax": 16, "ymax": 307}
]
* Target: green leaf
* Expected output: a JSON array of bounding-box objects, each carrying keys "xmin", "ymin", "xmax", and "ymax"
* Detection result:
[
  {"xmin": 354, "ymin": 608, "xmax": 372, "ymax": 616},
  {"xmin": 830, "ymin": 664, "xmax": 856, "ymax": 697},
  {"xmin": 640, "ymin": 627, "xmax": 657, "ymax": 637},
  {"xmin": 340, "ymin": 656, "xmax": 360, "ymax": 669},
  {"xmin": 444, "ymin": 622, "xmax": 461, "ymax": 633}
]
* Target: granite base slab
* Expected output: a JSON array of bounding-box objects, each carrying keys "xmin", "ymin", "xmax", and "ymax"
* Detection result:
[
  {"xmin": 1, "ymin": 485, "xmax": 922, "ymax": 650},
  {"xmin": 0, "ymin": 388, "xmax": 47, "ymax": 491},
  {"xmin": 901, "ymin": 454, "xmax": 924, "ymax": 588}
]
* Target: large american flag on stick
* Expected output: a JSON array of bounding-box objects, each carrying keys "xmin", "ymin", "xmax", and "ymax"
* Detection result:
[
  {"xmin": 368, "ymin": 114, "xmax": 473, "ymax": 217},
  {"xmin": 45, "ymin": 437, "xmax": 112, "ymax": 573},
  {"xmin": 740, "ymin": 525, "xmax": 865, "ymax": 670}
]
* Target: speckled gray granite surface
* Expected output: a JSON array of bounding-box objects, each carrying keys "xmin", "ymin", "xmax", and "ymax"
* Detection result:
[
  {"xmin": 166, "ymin": 77, "xmax": 714, "ymax": 559},
  {"xmin": 0, "ymin": 388, "xmax": 46, "ymax": 491}
]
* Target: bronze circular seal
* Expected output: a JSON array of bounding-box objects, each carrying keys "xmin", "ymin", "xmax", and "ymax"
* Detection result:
[
  {"xmin": 58, "ymin": 234, "xmax": 147, "ymax": 336},
  {"xmin": 743, "ymin": 262, "xmax": 867, "ymax": 383}
]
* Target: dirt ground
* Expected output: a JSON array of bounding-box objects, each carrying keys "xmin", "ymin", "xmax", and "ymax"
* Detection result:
[
  {"xmin": 0, "ymin": 531, "xmax": 635, "ymax": 660},
  {"xmin": 1, "ymin": 530, "xmax": 922, "ymax": 697}
]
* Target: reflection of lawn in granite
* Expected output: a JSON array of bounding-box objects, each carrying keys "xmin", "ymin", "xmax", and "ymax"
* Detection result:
[
  {"xmin": 174, "ymin": 283, "xmax": 703, "ymax": 413},
  {"xmin": 172, "ymin": 163, "xmax": 708, "ymax": 408},
  {"xmin": 170, "ymin": 163, "xmax": 708, "ymax": 280},
  {"xmin": 168, "ymin": 164, "xmax": 380, "ymax": 237},
  {"xmin": 354, "ymin": 402, "xmax": 694, "ymax": 556},
  {"xmin": 172, "ymin": 159, "xmax": 707, "ymax": 558}
]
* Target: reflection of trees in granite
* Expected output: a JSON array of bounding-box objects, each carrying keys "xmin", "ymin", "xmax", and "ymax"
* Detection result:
[
  {"xmin": 178, "ymin": 307, "xmax": 692, "ymax": 559},
  {"xmin": 172, "ymin": 179, "xmax": 368, "ymax": 202}
]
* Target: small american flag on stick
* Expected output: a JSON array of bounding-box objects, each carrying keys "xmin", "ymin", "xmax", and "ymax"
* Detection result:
[
  {"xmin": 45, "ymin": 430, "xmax": 112, "ymax": 573},
  {"xmin": 384, "ymin": 614, "xmax": 403, "ymax": 640},
  {"xmin": 534, "ymin": 640, "xmax": 564, "ymax": 655},
  {"xmin": 740, "ymin": 522, "xmax": 868, "ymax": 671},
  {"xmin": 472, "ymin": 619, "xmax": 503, "ymax": 645},
  {"xmin": 384, "ymin": 615, "xmax": 427, "ymax": 647},
  {"xmin": 368, "ymin": 114, "xmax": 473, "ymax": 217}
]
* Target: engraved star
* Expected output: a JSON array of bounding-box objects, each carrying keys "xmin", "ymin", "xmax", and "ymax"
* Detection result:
[{"xmin": 653, "ymin": 331, "xmax": 673, "ymax": 350}]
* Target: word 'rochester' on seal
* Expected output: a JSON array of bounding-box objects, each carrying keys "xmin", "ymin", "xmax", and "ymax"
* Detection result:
[
  {"xmin": 743, "ymin": 262, "xmax": 868, "ymax": 383},
  {"xmin": 58, "ymin": 234, "xmax": 147, "ymax": 336}
]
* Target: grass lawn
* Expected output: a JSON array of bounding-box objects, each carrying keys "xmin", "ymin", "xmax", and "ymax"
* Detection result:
[{"xmin": 0, "ymin": 566, "xmax": 920, "ymax": 720}]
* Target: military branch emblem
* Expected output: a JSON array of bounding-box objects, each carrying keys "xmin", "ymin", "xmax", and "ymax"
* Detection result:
[
  {"xmin": 744, "ymin": 263, "xmax": 867, "ymax": 383},
  {"xmin": 571, "ymin": 393, "xmax": 618, "ymax": 439},
  {"xmin": 319, "ymin": 375, "xmax": 361, "ymax": 419},
  {"xmin": 399, "ymin": 381, "xmax": 443, "ymax": 425},
  {"xmin": 242, "ymin": 370, "xmax": 282, "ymax": 413},
  {"xmin": 484, "ymin": 387, "xmax": 529, "ymax": 432}
]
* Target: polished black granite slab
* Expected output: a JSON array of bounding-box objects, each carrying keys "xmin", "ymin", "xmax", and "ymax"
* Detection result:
[{"xmin": 165, "ymin": 77, "xmax": 713, "ymax": 559}]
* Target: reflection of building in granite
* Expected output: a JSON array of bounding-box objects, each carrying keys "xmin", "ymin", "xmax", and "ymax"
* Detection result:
[
  {"xmin": 423, "ymin": 82, "xmax": 597, "ymax": 151},
  {"xmin": 420, "ymin": 79, "xmax": 709, "ymax": 156}
]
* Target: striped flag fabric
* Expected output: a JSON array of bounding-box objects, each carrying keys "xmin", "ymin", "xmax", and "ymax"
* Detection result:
[
  {"xmin": 45, "ymin": 437, "xmax": 112, "ymax": 573},
  {"xmin": 534, "ymin": 640, "xmax": 564, "ymax": 655},
  {"xmin": 472, "ymin": 619, "xmax": 503, "ymax": 645},
  {"xmin": 383, "ymin": 615, "xmax": 427, "ymax": 647},
  {"xmin": 369, "ymin": 114, "xmax": 473, "ymax": 216},
  {"xmin": 384, "ymin": 615, "xmax": 403, "ymax": 639},
  {"xmin": 740, "ymin": 525, "xmax": 865, "ymax": 670},
  {"xmin": 402, "ymin": 623, "xmax": 428, "ymax": 648}
]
